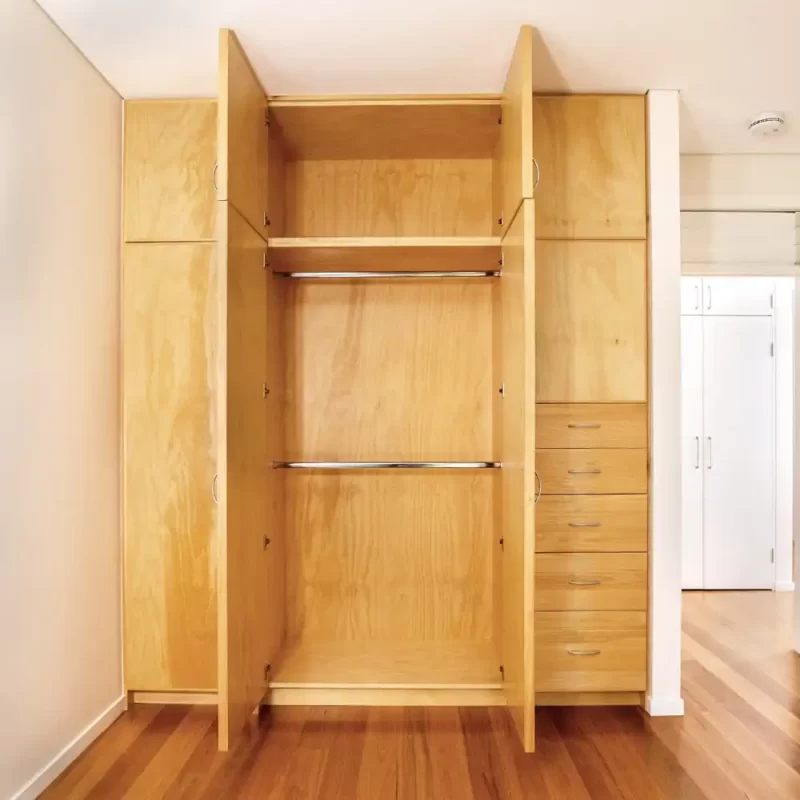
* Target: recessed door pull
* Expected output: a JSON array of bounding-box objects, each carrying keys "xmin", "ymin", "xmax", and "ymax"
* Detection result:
[
  {"xmin": 568, "ymin": 578, "xmax": 602, "ymax": 586},
  {"xmin": 567, "ymin": 423, "xmax": 600, "ymax": 429},
  {"xmin": 568, "ymin": 649, "xmax": 601, "ymax": 656},
  {"xmin": 568, "ymin": 521, "xmax": 601, "ymax": 528},
  {"xmin": 568, "ymin": 469, "xmax": 602, "ymax": 475}
]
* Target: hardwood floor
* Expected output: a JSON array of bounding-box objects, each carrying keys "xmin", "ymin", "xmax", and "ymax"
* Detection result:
[{"xmin": 42, "ymin": 591, "xmax": 799, "ymax": 799}]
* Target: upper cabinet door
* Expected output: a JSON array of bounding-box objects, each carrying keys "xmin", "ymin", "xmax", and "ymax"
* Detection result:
[
  {"xmin": 534, "ymin": 96, "xmax": 647, "ymax": 240},
  {"xmin": 499, "ymin": 26, "xmax": 534, "ymax": 237},
  {"xmin": 124, "ymin": 100, "xmax": 217, "ymax": 242},
  {"xmin": 703, "ymin": 277, "xmax": 774, "ymax": 316},
  {"xmin": 500, "ymin": 199, "xmax": 536, "ymax": 752},
  {"xmin": 681, "ymin": 277, "xmax": 703, "ymax": 316},
  {"xmin": 218, "ymin": 29, "xmax": 270, "ymax": 239}
]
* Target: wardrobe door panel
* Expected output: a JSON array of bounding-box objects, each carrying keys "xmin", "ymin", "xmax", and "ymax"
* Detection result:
[
  {"xmin": 217, "ymin": 205, "xmax": 276, "ymax": 751},
  {"xmin": 536, "ymin": 241, "xmax": 647, "ymax": 402},
  {"xmin": 124, "ymin": 100, "xmax": 217, "ymax": 242},
  {"xmin": 500, "ymin": 199, "xmax": 536, "ymax": 752},
  {"xmin": 681, "ymin": 315, "xmax": 704, "ymax": 588},
  {"xmin": 533, "ymin": 95, "xmax": 646, "ymax": 240},
  {"xmin": 499, "ymin": 25, "xmax": 534, "ymax": 237},
  {"xmin": 703, "ymin": 315, "xmax": 775, "ymax": 589},
  {"xmin": 218, "ymin": 29, "xmax": 269, "ymax": 239},
  {"xmin": 123, "ymin": 243, "xmax": 217, "ymax": 692}
]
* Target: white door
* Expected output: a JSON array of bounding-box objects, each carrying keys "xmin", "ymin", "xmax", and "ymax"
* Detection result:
[
  {"xmin": 703, "ymin": 277, "xmax": 774, "ymax": 316},
  {"xmin": 681, "ymin": 316, "xmax": 704, "ymax": 588},
  {"xmin": 703, "ymin": 315, "xmax": 775, "ymax": 589},
  {"xmin": 681, "ymin": 277, "xmax": 703, "ymax": 316}
]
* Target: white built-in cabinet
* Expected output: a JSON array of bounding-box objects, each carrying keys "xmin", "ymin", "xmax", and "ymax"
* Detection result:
[{"xmin": 681, "ymin": 277, "xmax": 776, "ymax": 590}]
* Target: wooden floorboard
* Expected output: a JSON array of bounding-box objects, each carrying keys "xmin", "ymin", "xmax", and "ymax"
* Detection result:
[{"xmin": 41, "ymin": 591, "xmax": 800, "ymax": 799}]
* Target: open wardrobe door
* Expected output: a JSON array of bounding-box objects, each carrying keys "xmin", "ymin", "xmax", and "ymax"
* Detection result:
[
  {"xmin": 216, "ymin": 29, "xmax": 279, "ymax": 752},
  {"xmin": 500, "ymin": 199, "xmax": 537, "ymax": 752}
]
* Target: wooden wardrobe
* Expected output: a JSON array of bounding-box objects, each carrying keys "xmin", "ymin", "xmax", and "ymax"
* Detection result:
[{"xmin": 122, "ymin": 25, "xmax": 649, "ymax": 754}]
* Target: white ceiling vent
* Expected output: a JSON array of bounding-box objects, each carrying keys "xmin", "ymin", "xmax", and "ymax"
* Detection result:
[{"xmin": 748, "ymin": 112, "xmax": 786, "ymax": 136}]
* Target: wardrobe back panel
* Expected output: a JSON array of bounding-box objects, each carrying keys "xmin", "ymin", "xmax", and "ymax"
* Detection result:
[
  {"xmin": 285, "ymin": 471, "xmax": 494, "ymax": 642},
  {"xmin": 283, "ymin": 158, "xmax": 494, "ymax": 237},
  {"xmin": 283, "ymin": 281, "xmax": 494, "ymax": 461}
]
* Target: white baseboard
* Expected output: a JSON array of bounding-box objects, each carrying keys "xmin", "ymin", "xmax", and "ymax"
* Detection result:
[
  {"xmin": 775, "ymin": 581, "xmax": 795, "ymax": 592},
  {"xmin": 11, "ymin": 694, "xmax": 127, "ymax": 800},
  {"xmin": 645, "ymin": 695, "xmax": 685, "ymax": 717}
]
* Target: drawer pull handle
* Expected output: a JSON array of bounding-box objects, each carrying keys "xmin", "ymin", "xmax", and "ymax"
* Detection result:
[
  {"xmin": 568, "ymin": 649, "xmax": 602, "ymax": 657},
  {"xmin": 568, "ymin": 469, "xmax": 602, "ymax": 475},
  {"xmin": 567, "ymin": 423, "xmax": 601, "ymax": 429},
  {"xmin": 568, "ymin": 579, "xmax": 602, "ymax": 586},
  {"xmin": 568, "ymin": 521, "xmax": 601, "ymax": 528}
]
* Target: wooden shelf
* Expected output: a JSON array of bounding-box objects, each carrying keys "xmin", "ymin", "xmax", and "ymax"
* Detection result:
[
  {"xmin": 270, "ymin": 640, "xmax": 502, "ymax": 689},
  {"xmin": 268, "ymin": 237, "xmax": 501, "ymax": 272},
  {"xmin": 269, "ymin": 96, "xmax": 501, "ymax": 160}
]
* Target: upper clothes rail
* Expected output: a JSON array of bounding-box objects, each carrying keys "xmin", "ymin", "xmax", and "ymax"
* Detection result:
[{"xmin": 273, "ymin": 461, "xmax": 501, "ymax": 469}]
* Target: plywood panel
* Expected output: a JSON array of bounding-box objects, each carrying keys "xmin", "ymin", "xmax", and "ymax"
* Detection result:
[
  {"xmin": 536, "ymin": 241, "xmax": 647, "ymax": 402},
  {"xmin": 271, "ymin": 640, "xmax": 501, "ymax": 687},
  {"xmin": 499, "ymin": 26, "xmax": 534, "ymax": 235},
  {"xmin": 217, "ymin": 203, "xmax": 276, "ymax": 751},
  {"xmin": 218, "ymin": 29, "xmax": 269, "ymax": 239},
  {"xmin": 124, "ymin": 100, "xmax": 217, "ymax": 242},
  {"xmin": 123, "ymin": 242, "xmax": 217, "ymax": 691},
  {"xmin": 536, "ymin": 404, "xmax": 648, "ymax": 449},
  {"xmin": 284, "ymin": 280, "xmax": 493, "ymax": 461},
  {"xmin": 534, "ymin": 95, "xmax": 647, "ymax": 240},
  {"xmin": 535, "ymin": 610, "xmax": 647, "ymax": 692},
  {"xmin": 283, "ymin": 159, "xmax": 493, "ymax": 237},
  {"xmin": 537, "ymin": 449, "xmax": 648, "ymax": 495},
  {"xmin": 499, "ymin": 199, "xmax": 536, "ymax": 751},
  {"xmin": 270, "ymin": 97, "xmax": 500, "ymax": 160},
  {"xmin": 284, "ymin": 472, "xmax": 494, "ymax": 642},
  {"xmin": 535, "ymin": 553, "xmax": 647, "ymax": 611},
  {"xmin": 536, "ymin": 495, "xmax": 648, "ymax": 553}
]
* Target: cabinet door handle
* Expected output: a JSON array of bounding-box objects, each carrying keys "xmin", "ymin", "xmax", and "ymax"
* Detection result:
[
  {"xmin": 567, "ymin": 423, "xmax": 600, "ymax": 429},
  {"xmin": 568, "ymin": 469, "xmax": 601, "ymax": 475},
  {"xmin": 212, "ymin": 473, "xmax": 219, "ymax": 504},
  {"xmin": 568, "ymin": 521, "xmax": 601, "ymax": 528},
  {"xmin": 695, "ymin": 436, "xmax": 700, "ymax": 470},
  {"xmin": 706, "ymin": 285, "xmax": 712, "ymax": 310},
  {"xmin": 212, "ymin": 162, "xmax": 219, "ymax": 192},
  {"xmin": 568, "ymin": 649, "xmax": 601, "ymax": 656},
  {"xmin": 532, "ymin": 156, "xmax": 540, "ymax": 193},
  {"xmin": 568, "ymin": 578, "xmax": 602, "ymax": 586},
  {"xmin": 535, "ymin": 471, "xmax": 542, "ymax": 504},
  {"xmin": 706, "ymin": 437, "xmax": 712, "ymax": 469},
  {"xmin": 695, "ymin": 284, "xmax": 700, "ymax": 310}
]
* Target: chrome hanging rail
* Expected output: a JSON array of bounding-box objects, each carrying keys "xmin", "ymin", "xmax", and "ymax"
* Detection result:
[
  {"xmin": 273, "ymin": 270, "xmax": 500, "ymax": 279},
  {"xmin": 273, "ymin": 461, "xmax": 500, "ymax": 470}
]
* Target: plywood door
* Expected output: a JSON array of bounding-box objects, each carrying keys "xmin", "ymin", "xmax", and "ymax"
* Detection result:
[
  {"xmin": 536, "ymin": 241, "xmax": 647, "ymax": 402},
  {"xmin": 681, "ymin": 315, "xmax": 704, "ymax": 588},
  {"xmin": 123, "ymin": 243, "xmax": 217, "ymax": 692},
  {"xmin": 123, "ymin": 100, "xmax": 217, "ymax": 242},
  {"xmin": 499, "ymin": 25, "xmax": 534, "ymax": 237},
  {"xmin": 216, "ymin": 204, "xmax": 277, "ymax": 751},
  {"xmin": 533, "ymin": 95, "xmax": 647, "ymax": 240},
  {"xmin": 217, "ymin": 29, "xmax": 269, "ymax": 238},
  {"xmin": 500, "ymin": 199, "xmax": 536, "ymax": 751},
  {"xmin": 703, "ymin": 315, "xmax": 775, "ymax": 589}
]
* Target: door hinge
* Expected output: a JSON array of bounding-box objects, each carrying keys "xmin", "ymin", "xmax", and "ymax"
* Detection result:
[
  {"xmin": 263, "ymin": 383, "xmax": 270, "ymax": 398},
  {"xmin": 498, "ymin": 215, "xmax": 503, "ymax": 227},
  {"xmin": 499, "ymin": 254, "xmax": 504, "ymax": 268},
  {"xmin": 263, "ymin": 251, "xmax": 268, "ymax": 270},
  {"xmin": 264, "ymin": 663, "xmax": 271, "ymax": 681},
  {"xmin": 499, "ymin": 665, "xmax": 505, "ymax": 680},
  {"xmin": 771, "ymin": 342, "xmax": 775, "ymax": 357},
  {"xmin": 264, "ymin": 108, "xmax": 270, "ymax": 127},
  {"xmin": 263, "ymin": 534, "xmax": 271, "ymax": 550},
  {"xmin": 499, "ymin": 537, "xmax": 504, "ymax": 551},
  {"xmin": 771, "ymin": 548, "xmax": 775, "ymax": 564},
  {"xmin": 498, "ymin": 382, "xmax": 505, "ymax": 398},
  {"xmin": 263, "ymin": 211, "xmax": 271, "ymax": 228}
]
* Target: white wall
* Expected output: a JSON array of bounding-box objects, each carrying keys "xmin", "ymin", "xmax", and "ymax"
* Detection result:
[
  {"xmin": 646, "ymin": 90, "xmax": 684, "ymax": 716},
  {"xmin": 0, "ymin": 1, "xmax": 123, "ymax": 798}
]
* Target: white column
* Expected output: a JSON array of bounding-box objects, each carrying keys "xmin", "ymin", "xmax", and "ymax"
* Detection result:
[{"xmin": 646, "ymin": 89, "xmax": 685, "ymax": 716}]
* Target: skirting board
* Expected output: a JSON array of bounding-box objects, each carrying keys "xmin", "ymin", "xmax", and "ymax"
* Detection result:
[
  {"xmin": 645, "ymin": 695, "xmax": 685, "ymax": 716},
  {"xmin": 775, "ymin": 581, "xmax": 795, "ymax": 592},
  {"xmin": 131, "ymin": 691, "xmax": 217, "ymax": 705},
  {"xmin": 269, "ymin": 687, "xmax": 506, "ymax": 706},
  {"xmin": 10, "ymin": 694, "xmax": 127, "ymax": 800}
]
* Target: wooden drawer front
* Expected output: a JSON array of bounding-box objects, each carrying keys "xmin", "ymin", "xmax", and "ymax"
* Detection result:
[
  {"xmin": 536, "ymin": 495, "xmax": 647, "ymax": 552},
  {"xmin": 537, "ymin": 449, "xmax": 647, "ymax": 495},
  {"xmin": 536, "ymin": 553, "xmax": 647, "ymax": 611},
  {"xmin": 537, "ymin": 404, "xmax": 647, "ymax": 449},
  {"xmin": 536, "ymin": 611, "xmax": 647, "ymax": 692}
]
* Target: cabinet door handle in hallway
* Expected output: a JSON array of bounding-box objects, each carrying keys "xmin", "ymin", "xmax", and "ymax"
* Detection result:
[{"xmin": 568, "ymin": 649, "xmax": 602, "ymax": 656}]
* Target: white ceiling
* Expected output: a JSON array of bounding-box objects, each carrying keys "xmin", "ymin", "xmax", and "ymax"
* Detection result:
[{"xmin": 37, "ymin": 0, "xmax": 800, "ymax": 154}]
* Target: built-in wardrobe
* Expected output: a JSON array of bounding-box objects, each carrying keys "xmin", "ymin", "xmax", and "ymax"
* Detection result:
[{"xmin": 122, "ymin": 25, "xmax": 650, "ymax": 753}]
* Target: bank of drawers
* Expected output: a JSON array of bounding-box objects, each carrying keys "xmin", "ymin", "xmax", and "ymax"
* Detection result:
[{"xmin": 535, "ymin": 403, "xmax": 647, "ymax": 693}]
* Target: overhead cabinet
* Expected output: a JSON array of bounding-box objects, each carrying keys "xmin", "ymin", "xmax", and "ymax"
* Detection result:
[{"xmin": 122, "ymin": 24, "xmax": 652, "ymax": 755}]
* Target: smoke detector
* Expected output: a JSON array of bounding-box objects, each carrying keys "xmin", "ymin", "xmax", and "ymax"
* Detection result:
[{"xmin": 748, "ymin": 112, "xmax": 786, "ymax": 136}]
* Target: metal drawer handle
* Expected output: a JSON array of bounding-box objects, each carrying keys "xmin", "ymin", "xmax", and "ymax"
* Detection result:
[
  {"xmin": 212, "ymin": 162, "xmax": 218, "ymax": 192},
  {"xmin": 568, "ymin": 579, "xmax": 602, "ymax": 586},
  {"xmin": 568, "ymin": 469, "xmax": 602, "ymax": 475},
  {"xmin": 535, "ymin": 471, "xmax": 542, "ymax": 504},
  {"xmin": 568, "ymin": 649, "xmax": 601, "ymax": 657},
  {"xmin": 568, "ymin": 521, "xmax": 601, "ymax": 528},
  {"xmin": 212, "ymin": 473, "xmax": 219, "ymax": 504},
  {"xmin": 567, "ymin": 423, "xmax": 601, "ymax": 429}
]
